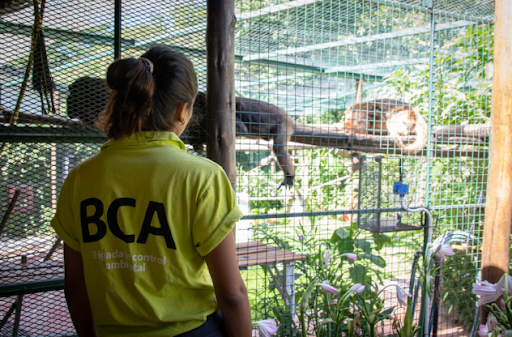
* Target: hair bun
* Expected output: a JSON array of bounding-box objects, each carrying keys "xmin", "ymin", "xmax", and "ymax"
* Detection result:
[{"xmin": 139, "ymin": 57, "xmax": 154, "ymax": 73}]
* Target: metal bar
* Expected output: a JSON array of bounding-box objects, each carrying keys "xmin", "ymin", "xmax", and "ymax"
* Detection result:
[
  {"xmin": 419, "ymin": 6, "xmax": 438, "ymax": 335},
  {"xmin": 284, "ymin": 262, "xmax": 296, "ymax": 318},
  {"xmin": 376, "ymin": 158, "xmax": 383, "ymax": 230},
  {"xmin": 0, "ymin": 20, "xmax": 136, "ymax": 47},
  {"xmin": 12, "ymin": 294, "xmax": 23, "ymax": 337},
  {"xmin": 0, "ymin": 301, "xmax": 16, "ymax": 331},
  {"xmin": 0, "ymin": 279, "xmax": 65, "ymax": 297},
  {"xmin": 430, "ymin": 203, "xmax": 485, "ymax": 210},
  {"xmin": 243, "ymin": 21, "xmax": 476, "ymax": 62},
  {"xmin": 114, "ymin": 0, "xmax": 122, "ymax": 59},
  {"xmin": 326, "ymin": 59, "xmax": 429, "ymax": 74},
  {"xmin": 237, "ymin": 0, "xmax": 320, "ymax": 20},
  {"xmin": 423, "ymin": 7, "xmax": 437, "ymax": 211},
  {"xmin": 244, "ymin": 58, "xmax": 384, "ymax": 82},
  {"xmin": 241, "ymin": 207, "xmax": 407, "ymax": 220},
  {"xmin": 0, "ymin": 189, "xmax": 20, "ymax": 235}
]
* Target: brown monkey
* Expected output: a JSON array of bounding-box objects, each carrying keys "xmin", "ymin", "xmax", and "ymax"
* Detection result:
[
  {"xmin": 342, "ymin": 99, "xmax": 427, "ymax": 154},
  {"xmin": 66, "ymin": 78, "xmax": 302, "ymax": 188}
]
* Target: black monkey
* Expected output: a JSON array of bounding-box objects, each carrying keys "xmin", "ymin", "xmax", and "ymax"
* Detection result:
[
  {"xmin": 66, "ymin": 77, "xmax": 109, "ymax": 127},
  {"xmin": 66, "ymin": 77, "xmax": 304, "ymax": 188},
  {"xmin": 187, "ymin": 92, "xmax": 297, "ymax": 189}
]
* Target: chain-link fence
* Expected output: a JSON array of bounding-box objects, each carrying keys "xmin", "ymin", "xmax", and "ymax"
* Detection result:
[{"xmin": 0, "ymin": 0, "xmax": 494, "ymax": 336}]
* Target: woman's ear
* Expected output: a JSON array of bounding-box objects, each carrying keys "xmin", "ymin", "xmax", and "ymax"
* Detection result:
[{"xmin": 175, "ymin": 102, "xmax": 190, "ymax": 121}]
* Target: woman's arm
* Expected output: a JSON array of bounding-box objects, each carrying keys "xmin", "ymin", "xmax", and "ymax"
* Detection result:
[
  {"xmin": 205, "ymin": 231, "xmax": 252, "ymax": 337},
  {"xmin": 63, "ymin": 244, "xmax": 99, "ymax": 337}
]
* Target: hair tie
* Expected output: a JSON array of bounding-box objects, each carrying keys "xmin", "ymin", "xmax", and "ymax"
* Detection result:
[{"xmin": 139, "ymin": 57, "xmax": 154, "ymax": 74}]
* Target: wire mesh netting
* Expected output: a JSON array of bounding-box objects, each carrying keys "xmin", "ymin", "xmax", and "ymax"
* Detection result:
[{"xmin": 0, "ymin": 0, "xmax": 495, "ymax": 336}]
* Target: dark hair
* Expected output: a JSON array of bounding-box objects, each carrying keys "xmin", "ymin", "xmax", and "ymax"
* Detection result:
[{"xmin": 97, "ymin": 46, "xmax": 198, "ymax": 139}]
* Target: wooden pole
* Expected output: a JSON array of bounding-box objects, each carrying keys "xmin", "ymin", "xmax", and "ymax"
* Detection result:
[
  {"xmin": 481, "ymin": 0, "xmax": 512, "ymax": 318},
  {"xmin": 355, "ymin": 78, "xmax": 364, "ymax": 104},
  {"xmin": 205, "ymin": 0, "xmax": 237, "ymax": 188}
]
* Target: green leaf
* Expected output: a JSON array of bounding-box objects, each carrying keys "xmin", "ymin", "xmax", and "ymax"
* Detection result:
[
  {"xmin": 372, "ymin": 233, "xmax": 392, "ymax": 251},
  {"xmin": 331, "ymin": 227, "xmax": 351, "ymax": 241},
  {"xmin": 349, "ymin": 265, "xmax": 368, "ymax": 284},
  {"xmin": 317, "ymin": 317, "xmax": 337, "ymax": 330},
  {"xmin": 361, "ymin": 253, "xmax": 387, "ymax": 268},
  {"xmin": 299, "ymin": 278, "xmax": 318, "ymax": 312},
  {"xmin": 355, "ymin": 239, "xmax": 372, "ymax": 253}
]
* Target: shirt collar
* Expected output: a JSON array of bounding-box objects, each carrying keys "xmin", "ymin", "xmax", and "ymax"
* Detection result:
[{"xmin": 101, "ymin": 131, "xmax": 187, "ymax": 151}]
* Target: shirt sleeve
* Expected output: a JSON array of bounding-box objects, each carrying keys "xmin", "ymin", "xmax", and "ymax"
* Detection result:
[
  {"xmin": 51, "ymin": 170, "xmax": 82, "ymax": 252},
  {"xmin": 192, "ymin": 169, "xmax": 243, "ymax": 256}
]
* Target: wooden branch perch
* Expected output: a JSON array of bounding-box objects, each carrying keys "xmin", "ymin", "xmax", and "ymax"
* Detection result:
[
  {"xmin": 290, "ymin": 127, "xmax": 488, "ymax": 159},
  {"xmin": 432, "ymin": 123, "xmax": 491, "ymax": 139},
  {"xmin": 0, "ymin": 106, "xmax": 84, "ymax": 128}
]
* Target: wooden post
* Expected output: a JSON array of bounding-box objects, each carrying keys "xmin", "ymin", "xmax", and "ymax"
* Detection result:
[
  {"xmin": 481, "ymin": 0, "xmax": 512, "ymax": 316},
  {"xmin": 355, "ymin": 78, "xmax": 364, "ymax": 104},
  {"xmin": 205, "ymin": 0, "xmax": 237, "ymax": 188}
]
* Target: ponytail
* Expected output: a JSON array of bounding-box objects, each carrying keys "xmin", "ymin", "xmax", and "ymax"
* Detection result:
[{"xmin": 97, "ymin": 46, "xmax": 197, "ymax": 139}]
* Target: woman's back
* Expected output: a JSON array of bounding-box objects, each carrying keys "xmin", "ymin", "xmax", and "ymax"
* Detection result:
[{"xmin": 55, "ymin": 131, "xmax": 241, "ymax": 336}]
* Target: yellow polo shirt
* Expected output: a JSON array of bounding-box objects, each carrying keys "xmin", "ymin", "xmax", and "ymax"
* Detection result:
[{"xmin": 51, "ymin": 131, "xmax": 242, "ymax": 336}]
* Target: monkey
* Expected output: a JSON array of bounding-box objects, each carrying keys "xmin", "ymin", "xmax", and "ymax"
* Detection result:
[
  {"xmin": 66, "ymin": 76, "xmax": 110, "ymax": 127},
  {"xmin": 186, "ymin": 92, "xmax": 299, "ymax": 189},
  {"xmin": 66, "ymin": 77, "xmax": 313, "ymax": 189},
  {"xmin": 341, "ymin": 99, "xmax": 428, "ymax": 154}
]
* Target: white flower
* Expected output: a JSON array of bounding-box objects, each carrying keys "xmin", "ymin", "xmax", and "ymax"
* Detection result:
[
  {"xmin": 317, "ymin": 281, "xmax": 339, "ymax": 294},
  {"xmin": 346, "ymin": 253, "xmax": 357, "ymax": 261},
  {"xmin": 487, "ymin": 314, "xmax": 498, "ymax": 331},
  {"xmin": 396, "ymin": 286, "xmax": 412, "ymax": 307},
  {"xmin": 253, "ymin": 319, "xmax": 278, "ymax": 337},
  {"xmin": 434, "ymin": 243, "xmax": 456, "ymax": 259},
  {"xmin": 473, "ymin": 279, "xmax": 500, "ymax": 306},
  {"xmin": 472, "ymin": 276, "xmax": 511, "ymax": 307},
  {"xmin": 349, "ymin": 283, "xmax": 365, "ymax": 294},
  {"xmin": 324, "ymin": 250, "xmax": 333, "ymax": 268},
  {"xmin": 478, "ymin": 324, "xmax": 489, "ymax": 337}
]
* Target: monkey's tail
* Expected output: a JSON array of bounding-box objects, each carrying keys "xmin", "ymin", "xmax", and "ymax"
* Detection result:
[{"xmin": 394, "ymin": 109, "xmax": 428, "ymax": 154}]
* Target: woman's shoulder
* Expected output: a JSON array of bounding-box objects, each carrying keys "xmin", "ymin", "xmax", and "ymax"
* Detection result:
[{"xmin": 179, "ymin": 151, "xmax": 225, "ymax": 175}]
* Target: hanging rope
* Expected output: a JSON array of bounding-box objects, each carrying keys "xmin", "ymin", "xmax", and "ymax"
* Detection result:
[
  {"xmin": 0, "ymin": 0, "xmax": 46, "ymax": 155},
  {"xmin": 32, "ymin": 0, "xmax": 55, "ymax": 115}
]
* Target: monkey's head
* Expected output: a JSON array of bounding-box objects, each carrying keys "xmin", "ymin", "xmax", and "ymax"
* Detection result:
[
  {"xmin": 180, "ymin": 91, "xmax": 207, "ymax": 150},
  {"xmin": 386, "ymin": 107, "xmax": 416, "ymax": 136},
  {"xmin": 342, "ymin": 106, "xmax": 367, "ymax": 134},
  {"xmin": 67, "ymin": 76, "xmax": 110, "ymax": 127}
]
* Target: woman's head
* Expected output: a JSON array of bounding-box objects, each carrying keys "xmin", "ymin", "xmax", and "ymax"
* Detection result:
[{"xmin": 97, "ymin": 46, "xmax": 198, "ymax": 139}]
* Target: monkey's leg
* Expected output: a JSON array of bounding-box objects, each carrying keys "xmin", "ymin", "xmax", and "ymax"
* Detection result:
[
  {"xmin": 273, "ymin": 128, "xmax": 295, "ymax": 189},
  {"xmin": 236, "ymin": 119, "xmax": 249, "ymax": 134}
]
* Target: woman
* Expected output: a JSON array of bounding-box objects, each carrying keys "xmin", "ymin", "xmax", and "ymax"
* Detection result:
[{"xmin": 51, "ymin": 46, "xmax": 252, "ymax": 337}]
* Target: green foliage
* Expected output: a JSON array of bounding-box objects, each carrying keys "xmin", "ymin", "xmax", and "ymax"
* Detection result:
[
  {"xmin": 375, "ymin": 24, "xmax": 493, "ymax": 124},
  {"xmin": 441, "ymin": 249, "xmax": 479, "ymax": 327}
]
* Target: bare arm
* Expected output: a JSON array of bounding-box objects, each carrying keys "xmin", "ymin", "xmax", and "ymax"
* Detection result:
[
  {"xmin": 205, "ymin": 231, "xmax": 252, "ymax": 337},
  {"xmin": 63, "ymin": 244, "xmax": 99, "ymax": 337}
]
